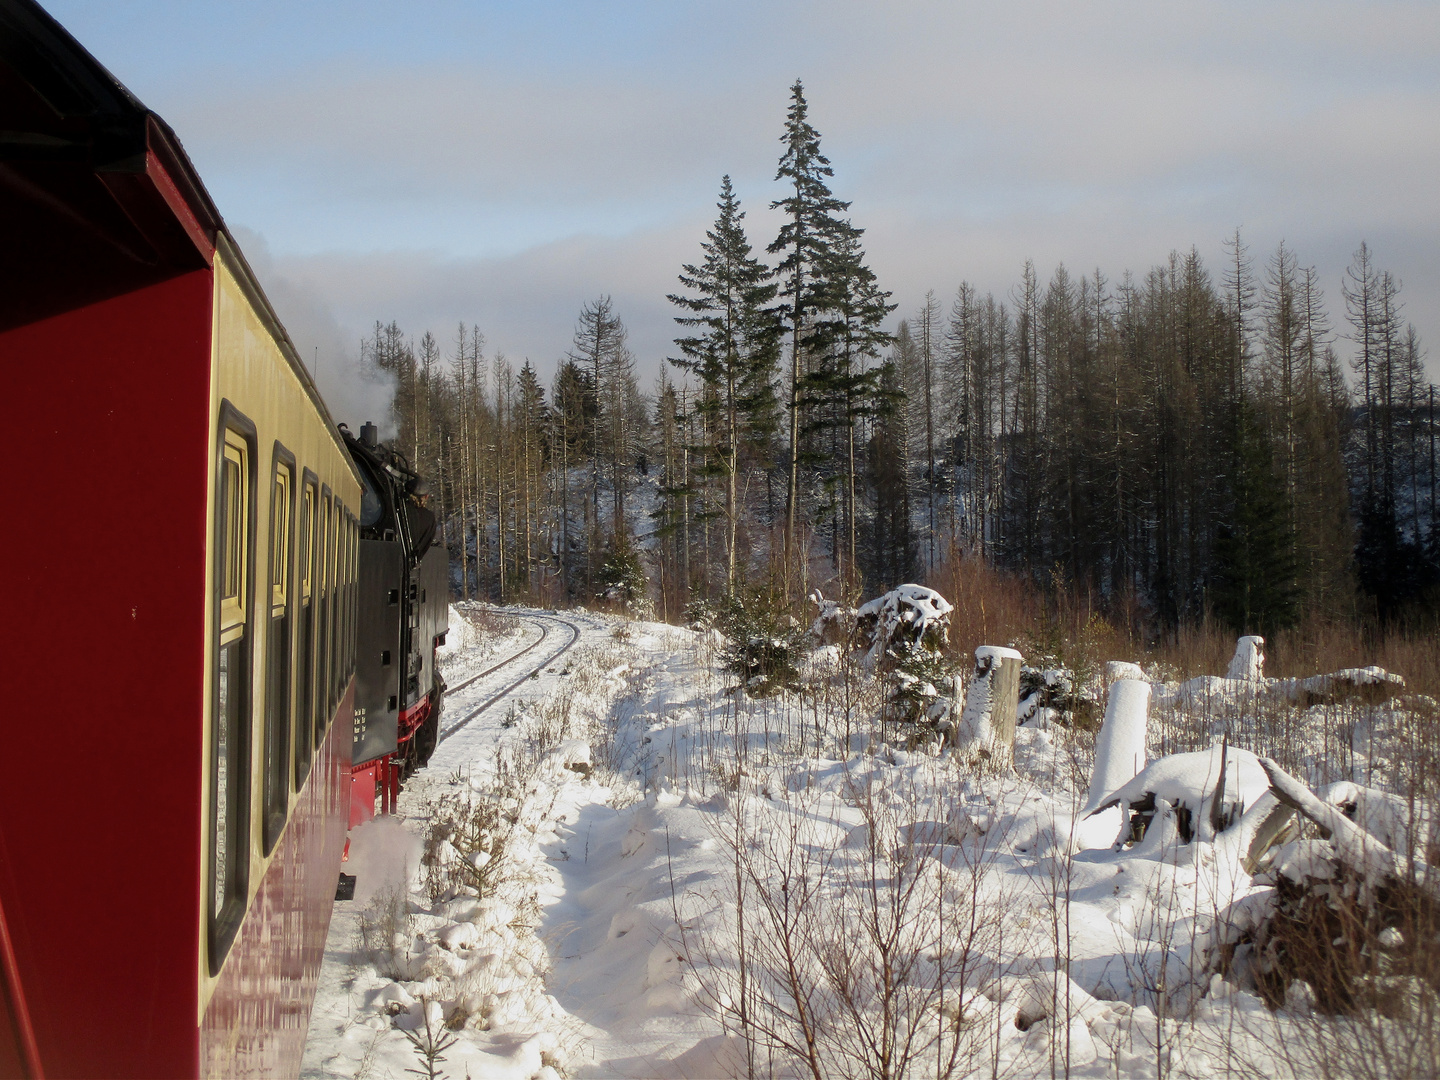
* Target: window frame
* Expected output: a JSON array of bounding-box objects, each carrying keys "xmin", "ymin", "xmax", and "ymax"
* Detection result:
[
  {"xmin": 293, "ymin": 472, "xmax": 319, "ymax": 789},
  {"xmin": 316, "ymin": 486, "xmax": 333, "ymax": 747},
  {"xmin": 208, "ymin": 402, "xmax": 257, "ymax": 976}
]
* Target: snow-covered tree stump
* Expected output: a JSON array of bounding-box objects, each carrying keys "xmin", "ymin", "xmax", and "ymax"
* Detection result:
[
  {"xmin": 953, "ymin": 646, "xmax": 1022, "ymax": 769},
  {"xmin": 1084, "ymin": 678, "xmax": 1150, "ymax": 812},
  {"xmin": 1226, "ymin": 635, "xmax": 1265, "ymax": 682}
]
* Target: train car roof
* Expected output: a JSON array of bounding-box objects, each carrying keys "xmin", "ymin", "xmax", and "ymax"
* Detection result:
[{"xmin": 1, "ymin": 0, "xmax": 360, "ymax": 480}]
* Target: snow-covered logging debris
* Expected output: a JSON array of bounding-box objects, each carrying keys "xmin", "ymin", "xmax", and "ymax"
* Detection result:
[
  {"xmin": 953, "ymin": 645, "xmax": 1023, "ymax": 768},
  {"xmin": 1317, "ymin": 779, "xmax": 1436, "ymax": 862},
  {"xmin": 853, "ymin": 583, "xmax": 952, "ymax": 671},
  {"xmin": 1017, "ymin": 664, "xmax": 1104, "ymax": 729},
  {"xmin": 1260, "ymin": 758, "xmax": 1437, "ymax": 898},
  {"xmin": 1090, "ymin": 744, "xmax": 1271, "ymax": 846},
  {"xmin": 1084, "ymin": 678, "xmax": 1150, "ymax": 814},
  {"xmin": 1152, "ymin": 634, "xmax": 1406, "ymax": 715},
  {"xmin": 1270, "ymin": 666, "xmax": 1407, "ymax": 705},
  {"xmin": 1200, "ymin": 758, "xmax": 1440, "ymax": 1029}
]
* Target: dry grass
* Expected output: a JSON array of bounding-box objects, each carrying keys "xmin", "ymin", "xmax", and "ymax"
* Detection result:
[{"xmin": 922, "ymin": 549, "xmax": 1439, "ymax": 702}]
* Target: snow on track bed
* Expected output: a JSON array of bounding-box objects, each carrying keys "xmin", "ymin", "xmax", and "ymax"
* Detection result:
[{"xmin": 301, "ymin": 606, "xmax": 619, "ymax": 1080}]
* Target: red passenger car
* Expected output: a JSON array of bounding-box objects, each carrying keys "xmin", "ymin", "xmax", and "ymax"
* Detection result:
[{"xmin": 1, "ymin": 1, "xmax": 362, "ymax": 1074}]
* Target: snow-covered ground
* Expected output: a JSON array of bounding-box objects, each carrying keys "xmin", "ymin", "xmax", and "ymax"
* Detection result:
[{"xmin": 302, "ymin": 606, "xmax": 1432, "ymax": 1080}]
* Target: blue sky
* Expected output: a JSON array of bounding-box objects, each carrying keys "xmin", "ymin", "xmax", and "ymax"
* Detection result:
[{"xmin": 45, "ymin": 0, "xmax": 1440, "ymax": 425}]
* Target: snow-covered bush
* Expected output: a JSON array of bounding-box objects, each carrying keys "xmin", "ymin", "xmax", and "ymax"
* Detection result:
[
  {"xmin": 853, "ymin": 584, "xmax": 952, "ymax": 671},
  {"xmin": 709, "ymin": 593, "xmax": 805, "ymax": 696},
  {"xmin": 1020, "ymin": 611, "xmax": 1113, "ymax": 729},
  {"xmin": 842, "ymin": 585, "xmax": 961, "ymax": 739},
  {"xmin": 421, "ymin": 787, "xmax": 519, "ymax": 904},
  {"xmin": 595, "ymin": 542, "xmax": 651, "ymax": 616},
  {"xmin": 358, "ymin": 886, "xmax": 417, "ymax": 981},
  {"xmin": 1016, "ymin": 664, "xmax": 1105, "ymax": 730}
]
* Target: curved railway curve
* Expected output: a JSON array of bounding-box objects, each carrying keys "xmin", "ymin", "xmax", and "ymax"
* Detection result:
[{"xmin": 437, "ymin": 610, "xmax": 582, "ymax": 745}]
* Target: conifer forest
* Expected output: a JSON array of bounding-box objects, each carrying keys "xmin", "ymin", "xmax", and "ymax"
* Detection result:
[{"xmin": 363, "ymin": 82, "xmax": 1438, "ymax": 634}]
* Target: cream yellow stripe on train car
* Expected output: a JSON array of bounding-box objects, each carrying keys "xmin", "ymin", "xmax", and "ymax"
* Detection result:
[{"xmin": 199, "ymin": 246, "xmax": 362, "ymax": 1018}]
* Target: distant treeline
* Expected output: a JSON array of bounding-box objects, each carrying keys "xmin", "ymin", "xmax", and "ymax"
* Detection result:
[{"xmin": 369, "ymin": 82, "xmax": 1438, "ymax": 631}]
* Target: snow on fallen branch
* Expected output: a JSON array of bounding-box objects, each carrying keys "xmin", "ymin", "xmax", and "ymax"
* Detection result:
[{"xmin": 1257, "ymin": 756, "xmax": 1437, "ymax": 901}]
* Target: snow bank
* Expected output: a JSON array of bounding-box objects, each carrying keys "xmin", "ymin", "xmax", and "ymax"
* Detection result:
[{"xmin": 435, "ymin": 603, "xmax": 476, "ymax": 664}]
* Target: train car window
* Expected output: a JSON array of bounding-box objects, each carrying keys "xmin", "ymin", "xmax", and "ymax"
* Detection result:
[
  {"xmin": 353, "ymin": 515, "xmax": 360, "ymax": 676},
  {"xmin": 342, "ymin": 512, "xmax": 354, "ymax": 679},
  {"xmin": 331, "ymin": 499, "xmax": 343, "ymax": 708},
  {"xmin": 262, "ymin": 455, "xmax": 294, "ymax": 854},
  {"xmin": 339, "ymin": 511, "xmax": 351, "ymax": 686},
  {"xmin": 210, "ymin": 415, "xmax": 255, "ymax": 974},
  {"xmin": 316, "ymin": 489, "xmax": 332, "ymax": 748},
  {"xmin": 294, "ymin": 476, "xmax": 317, "ymax": 788}
]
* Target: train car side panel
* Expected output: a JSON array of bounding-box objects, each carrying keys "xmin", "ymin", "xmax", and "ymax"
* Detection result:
[
  {"xmin": 0, "ymin": 270, "xmax": 214, "ymax": 1078},
  {"xmin": 197, "ymin": 252, "xmax": 360, "ymax": 1076},
  {"xmin": 198, "ymin": 683, "xmax": 352, "ymax": 1078}
]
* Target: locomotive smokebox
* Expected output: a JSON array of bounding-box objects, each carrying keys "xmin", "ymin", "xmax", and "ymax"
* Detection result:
[{"xmin": 360, "ymin": 421, "xmax": 379, "ymax": 447}]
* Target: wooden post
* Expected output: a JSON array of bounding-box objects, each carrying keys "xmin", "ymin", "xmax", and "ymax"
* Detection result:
[
  {"xmin": 987, "ymin": 649, "xmax": 1022, "ymax": 751},
  {"xmin": 955, "ymin": 645, "xmax": 1023, "ymax": 769}
]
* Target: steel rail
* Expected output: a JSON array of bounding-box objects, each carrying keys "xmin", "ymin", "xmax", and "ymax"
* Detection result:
[
  {"xmin": 444, "ymin": 618, "xmax": 550, "ymax": 697},
  {"xmin": 436, "ymin": 612, "xmax": 582, "ymax": 744}
]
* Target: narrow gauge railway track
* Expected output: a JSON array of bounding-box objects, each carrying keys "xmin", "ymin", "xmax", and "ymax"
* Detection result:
[
  {"xmin": 444, "ymin": 618, "xmax": 550, "ymax": 697},
  {"xmin": 437, "ymin": 612, "xmax": 581, "ymax": 745}
]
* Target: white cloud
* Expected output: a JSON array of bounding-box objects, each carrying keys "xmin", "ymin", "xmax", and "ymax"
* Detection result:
[{"xmin": 138, "ymin": 0, "xmax": 1439, "ymax": 383}]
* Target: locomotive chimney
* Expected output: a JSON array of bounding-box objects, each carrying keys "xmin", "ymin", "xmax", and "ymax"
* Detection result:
[{"xmin": 360, "ymin": 421, "xmax": 379, "ymax": 447}]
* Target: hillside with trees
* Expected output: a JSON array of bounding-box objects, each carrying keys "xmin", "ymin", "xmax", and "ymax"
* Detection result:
[{"xmin": 361, "ymin": 82, "xmax": 1438, "ymax": 633}]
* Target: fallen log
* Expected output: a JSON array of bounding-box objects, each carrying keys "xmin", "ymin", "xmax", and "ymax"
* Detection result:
[{"xmin": 1257, "ymin": 756, "xmax": 1437, "ymax": 902}]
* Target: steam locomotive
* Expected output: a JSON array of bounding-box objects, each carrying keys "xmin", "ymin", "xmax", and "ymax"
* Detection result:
[
  {"xmin": 0, "ymin": 1, "xmax": 447, "ymax": 1075},
  {"xmin": 344, "ymin": 421, "xmax": 450, "ymax": 823}
]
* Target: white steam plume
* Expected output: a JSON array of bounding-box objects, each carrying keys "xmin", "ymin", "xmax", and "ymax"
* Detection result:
[{"xmin": 230, "ymin": 227, "xmax": 398, "ymax": 438}]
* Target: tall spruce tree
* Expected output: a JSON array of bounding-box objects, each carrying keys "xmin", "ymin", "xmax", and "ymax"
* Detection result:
[
  {"xmin": 668, "ymin": 176, "xmax": 781, "ymax": 595},
  {"xmin": 804, "ymin": 228, "xmax": 894, "ymax": 591},
  {"xmin": 1211, "ymin": 410, "xmax": 1300, "ymax": 633},
  {"xmin": 864, "ymin": 359, "xmax": 914, "ymax": 589},
  {"xmin": 551, "ymin": 360, "xmax": 596, "ymax": 599},
  {"xmin": 567, "ymin": 297, "xmax": 628, "ymax": 575},
  {"xmin": 769, "ymin": 80, "xmax": 854, "ymax": 590}
]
